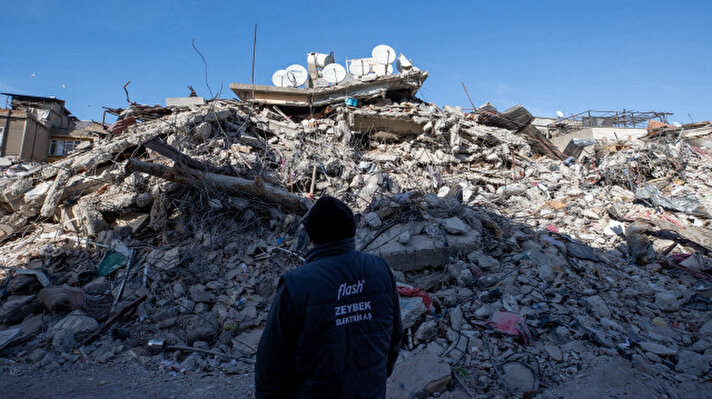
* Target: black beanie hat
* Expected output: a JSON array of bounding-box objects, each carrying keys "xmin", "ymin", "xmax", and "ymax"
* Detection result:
[{"xmin": 303, "ymin": 196, "xmax": 356, "ymax": 245}]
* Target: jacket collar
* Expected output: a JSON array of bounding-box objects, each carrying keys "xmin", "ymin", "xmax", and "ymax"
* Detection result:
[{"xmin": 305, "ymin": 237, "xmax": 356, "ymax": 263}]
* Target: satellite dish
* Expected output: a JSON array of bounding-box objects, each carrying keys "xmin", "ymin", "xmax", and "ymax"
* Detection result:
[
  {"xmin": 307, "ymin": 52, "xmax": 334, "ymax": 68},
  {"xmin": 556, "ymin": 110, "xmax": 564, "ymax": 118},
  {"xmin": 322, "ymin": 63, "xmax": 347, "ymax": 84},
  {"xmin": 372, "ymin": 44, "xmax": 396, "ymax": 65},
  {"xmin": 272, "ymin": 69, "xmax": 288, "ymax": 87},
  {"xmin": 285, "ymin": 64, "xmax": 308, "ymax": 87},
  {"xmin": 396, "ymin": 53, "xmax": 412, "ymax": 73},
  {"xmin": 349, "ymin": 58, "xmax": 374, "ymax": 77},
  {"xmin": 672, "ymin": 122, "xmax": 682, "ymax": 127},
  {"xmin": 372, "ymin": 63, "xmax": 394, "ymax": 76}
]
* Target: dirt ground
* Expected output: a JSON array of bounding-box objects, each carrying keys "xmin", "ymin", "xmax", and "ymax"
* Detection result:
[
  {"xmin": 0, "ymin": 360, "xmax": 255, "ymax": 399},
  {"xmin": 2, "ymin": 356, "xmax": 711, "ymax": 399}
]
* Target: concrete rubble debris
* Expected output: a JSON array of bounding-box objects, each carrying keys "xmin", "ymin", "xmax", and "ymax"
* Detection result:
[{"xmin": 0, "ymin": 83, "xmax": 711, "ymax": 397}]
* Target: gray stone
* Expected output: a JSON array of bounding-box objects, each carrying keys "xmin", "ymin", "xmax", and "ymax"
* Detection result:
[
  {"xmin": 179, "ymin": 297, "xmax": 195, "ymax": 313},
  {"xmin": 184, "ymin": 316, "xmax": 218, "ymax": 345},
  {"xmin": 233, "ymin": 328, "xmax": 263, "ymax": 356},
  {"xmin": 83, "ymin": 277, "xmax": 110, "ymax": 294},
  {"xmin": 456, "ymin": 288, "xmax": 473, "ymax": 303},
  {"xmin": 442, "ymin": 217, "xmax": 468, "ymax": 235},
  {"xmin": 365, "ymin": 222, "xmax": 480, "ymax": 271},
  {"xmin": 437, "ymin": 288, "xmax": 458, "ymax": 307},
  {"xmin": 566, "ymin": 241, "xmax": 598, "ymax": 261},
  {"xmin": 467, "ymin": 251, "xmax": 498, "ymax": 270},
  {"xmin": 501, "ymin": 362, "xmax": 537, "ymax": 393},
  {"xmin": 414, "ymin": 319, "xmax": 437, "ymax": 343},
  {"xmin": 676, "ymin": 350, "xmax": 708, "ymax": 377},
  {"xmin": 537, "ymin": 263, "xmax": 555, "ymax": 283},
  {"xmin": 28, "ymin": 348, "xmax": 47, "ymax": 363},
  {"xmin": 399, "ymin": 296, "xmax": 427, "ymax": 329},
  {"xmin": 94, "ymin": 348, "xmax": 114, "ymax": 363},
  {"xmin": 655, "ymin": 292, "xmax": 679, "ymax": 312},
  {"xmin": 190, "ymin": 284, "xmax": 215, "ymax": 303},
  {"xmin": 450, "ymin": 307, "xmax": 464, "ymax": 332},
  {"xmin": 699, "ymin": 318, "xmax": 712, "ymax": 337},
  {"xmin": 474, "ymin": 305, "xmax": 492, "ymax": 320},
  {"xmin": 51, "ymin": 329, "xmax": 75, "ymax": 354},
  {"xmin": 364, "ymin": 212, "xmax": 383, "ymax": 229},
  {"xmin": 639, "ymin": 341, "xmax": 677, "ymax": 356},
  {"xmin": 456, "ymin": 269, "xmax": 474, "ymax": 285},
  {"xmin": 397, "ymin": 231, "xmax": 411, "ymax": 245},
  {"xmin": 48, "ymin": 310, "xmax": 99, "ymax": 341},
  {"xmin": 386, "ymin": 350, "xmax": 452, "ymax": 399},
  {"xmin": 584, "ymin": 295, "xmax": 612, "ymax": 318},
  {"xmin": 545, "ymin": 342, "xmax": 563, "ymax": 361},
  {"xmin": 180, "ymin": 352, "xmax": 204, "ymax": 371}
]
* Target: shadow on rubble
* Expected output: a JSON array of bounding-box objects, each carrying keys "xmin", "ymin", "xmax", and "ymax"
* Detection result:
[{"xmin": 356, "ymin": 187, "xmax": 712, "ymax": 393}]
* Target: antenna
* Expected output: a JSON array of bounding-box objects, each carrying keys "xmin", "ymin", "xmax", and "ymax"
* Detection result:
[
  {"xmin": 556, "ymin": 110, "xmax": 564, "ymax": 118},
  {"xmin": 322, "ymin": 63, "xmax": 347, "ymax": 84},
  {"xmin": 272, "ymin": 69, "xmax": 288, "ymax": 87},
  {"xmin": 372, "ymin": 44, "xmax": 396, "ymax": 65},
  {"xmin": 284, "ymin": 64, "xmax": 308, "ymax": 87}
]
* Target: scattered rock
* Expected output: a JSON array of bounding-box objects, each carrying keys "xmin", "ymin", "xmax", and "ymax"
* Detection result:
[
  {"xmin": 675, "ymin": 350, "xmax": 708, "ymax": 377},
  {"xmin": 387, "ymin": 350, "xmax": 452, "ymax": 399},
  {"xmin": 584, "ymin": 295, "xmax": 612, "ymax": 319},
  {"xmin": 48, "ymin": 310, "xmax": 99, "ymax": 341},
  {"xmin": 399, "ymin": 296, "xmax": 427, "ymax": 330},
  {"xmin": 655, "ymin": 292, "xmax": 679, "ymax": 312},
  {"xmin": 501, "ymin": 362, "xmax": 537, "ymax": 393}
]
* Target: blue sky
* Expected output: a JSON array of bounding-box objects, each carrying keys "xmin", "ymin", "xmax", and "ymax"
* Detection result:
[{"xmin": 1, "ymin": 1, "xmax": 710, "ymax": 122}]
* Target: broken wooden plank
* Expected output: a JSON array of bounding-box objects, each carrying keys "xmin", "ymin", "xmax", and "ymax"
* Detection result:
[{"xmin": 126, "ymin": 159, "xmax": 311, "ymax": 215}]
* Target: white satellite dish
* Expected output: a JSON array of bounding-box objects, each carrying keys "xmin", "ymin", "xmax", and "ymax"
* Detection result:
[
  {"xmin": 556, "ymin": 110, "xmax": 564, "ymax": 118},
  {"xmin": 272, "ymin": 69, "xmax": 288, "ymax": 87},
  {"xmin": 322, "ymin": 63, "xmax": 347, "ymax": 84},
  {"xmin": 673, "ymin": 122, "xmax": 682, "ymax": 127},
  {"xmin": 307, "ymin": 52, "xmax": 334, "ymax": 68},
  {"xmin": 396, "ymin": 53, "xmax": 412, "ymax": 73},
  {"xmin": 349, "ymin": 58, "xmax": 374, "ymax": 77},
  {"xmin": 372, "ymin": 44, "xmax": 396, "ymax": 65},
  {"xmin": 285, "ymin": 64, "xmax": 308, "ymax": 87},
  {"xmin": 372, "ymin": 63, "xmax": 394, "ymax": 76}
]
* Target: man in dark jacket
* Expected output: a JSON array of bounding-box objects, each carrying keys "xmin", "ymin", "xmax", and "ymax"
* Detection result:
[{"xmin": 256, "ymin": 196, "xmax": 403, "ymax": 399}]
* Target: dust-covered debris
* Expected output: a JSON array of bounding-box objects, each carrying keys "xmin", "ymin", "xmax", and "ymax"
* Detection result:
[{"xmin": 1, "ymin": 94, "xmax": 712, "ymax": 397}]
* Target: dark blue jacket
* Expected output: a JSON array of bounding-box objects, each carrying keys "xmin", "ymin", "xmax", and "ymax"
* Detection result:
[{"xmin": 255, "ymin": 238, "xmax": 403, "ymax": 399}]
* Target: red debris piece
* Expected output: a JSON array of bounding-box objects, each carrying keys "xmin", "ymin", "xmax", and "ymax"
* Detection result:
[
  {"xmin": 397, "ymin": 285, "xmax": 432, "ymax": 314},
  {"xmin": 487, "ymin": 311, "xmax": 533, "ymax": 346}
]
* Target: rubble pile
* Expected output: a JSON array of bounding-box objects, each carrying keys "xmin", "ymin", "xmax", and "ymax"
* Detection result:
[{"xmin": 1, "ymin": 98, "xmax": 712, "ymax": 397}]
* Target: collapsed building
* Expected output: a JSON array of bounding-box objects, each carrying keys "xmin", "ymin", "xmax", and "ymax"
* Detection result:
[
  {"xmin": 1, "ymin": 53, "xmax": 712, "ymax": 398},
  {"xmin": 0, "ymin": 93, "xmax": 106, "ymax": 166}
]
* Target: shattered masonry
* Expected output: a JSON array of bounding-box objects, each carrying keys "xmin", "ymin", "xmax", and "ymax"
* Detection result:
[{"xmin": 1, "ymin": 82, "xmax": 712, "ymax": 397}]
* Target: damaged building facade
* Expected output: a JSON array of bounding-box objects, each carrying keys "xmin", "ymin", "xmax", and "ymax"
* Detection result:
[{"xmin": 0, "ymin": 93, "xmax": 100, "ymax": 163}]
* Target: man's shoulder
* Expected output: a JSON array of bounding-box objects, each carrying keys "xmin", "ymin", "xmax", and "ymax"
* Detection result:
[{"xmin": 283, "ymin": 251, "xmax": 389, "ymax": 280}]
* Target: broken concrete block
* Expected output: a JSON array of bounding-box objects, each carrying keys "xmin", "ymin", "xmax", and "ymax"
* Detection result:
[
  {"xmin": 47, "ymin": 310, "xmax": 99, "ymax": 341},
  {"xmin": 655, "ymin": 292, "xmax": 680, "ymax": 312},
  {"xmin": 584, "ymin": 295, "xmax": 612, "ymax": 319},
  {"xmin": 441, "ymin": 217, "xmax": 468, "ymax": 235},
  {"xmin": 501, "ymin": 362, "xmax": 537, "ymax": 393},
  {"xmin": 399, "ymin": 295, "xmax": 427, "ymax": 330},
  {"xmin": 387, "ymin": 350, "xmax": 452, "ymax": 399},
  {"xmin": 364, "ymin": 212, "xmax": 383, "ymax": 229}
]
